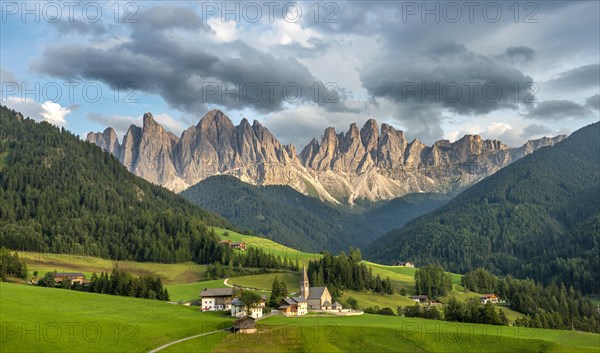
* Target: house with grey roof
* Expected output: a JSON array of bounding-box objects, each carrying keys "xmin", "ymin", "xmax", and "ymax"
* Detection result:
[
  {"xmin": 278, "ymin": 296, "xmax": 308, "ymax": 316},
  {"xmin": 200, "ymin": 287, "xmax": 234, "ymax": 311}
]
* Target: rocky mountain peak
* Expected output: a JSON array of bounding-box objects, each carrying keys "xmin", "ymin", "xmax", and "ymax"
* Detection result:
[
  {"xmin": 197, "ymin": 109, "xmax": 235, "ymax": 130},
  {"xmin": 142, "ymin": 112, "xmax": 162, "ymax": 132},
  {"xmin": 86, "ymin": 127, "xmax": 121, "ymax": 158}
]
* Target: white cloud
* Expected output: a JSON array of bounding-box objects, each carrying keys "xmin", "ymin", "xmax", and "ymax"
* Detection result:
[
  {"xmin": 208, "ymin": 19, "xmax": 238, "ymax": 42},
  {"xmin": 4, "ymin": 97, "xmax": 70, "ymax": 127}
]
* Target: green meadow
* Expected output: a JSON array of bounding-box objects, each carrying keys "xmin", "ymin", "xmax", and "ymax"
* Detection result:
[
  {"xmin": 165, "ymin": 314, "xmax": 600, "ymax": 353},
  {"xmin": 0, "ymin": 282, "xmax": 233, "ymax": 353},
  {"xmin": 228, "ymin": 272, "xmax": 299, "ymax": 292},
  {"xmin": 212, "ymin": 228, "xmax": 323, "ymax": 265},
  {"xmin": 19, "ymin": 251, "xmax": 207, "ymax": 285}
]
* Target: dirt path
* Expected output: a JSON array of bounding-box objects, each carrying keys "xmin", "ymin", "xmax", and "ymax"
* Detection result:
[{"xmin": 147, "ymin": 328, "xmax": 231, "ymax": 353}]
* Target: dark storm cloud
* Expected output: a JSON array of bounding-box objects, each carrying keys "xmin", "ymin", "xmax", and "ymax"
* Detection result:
[
  {"xmin": 361, "ymin": 40, "xmax": 535, "ymax": 116},
  {"xmin": 585, "ymin": 94, "xmax": 600, "ymax": 111},
  {"xmin": 503, "ymin": 46, "xmax": 535, "ymax": 64},
  {"xmin": 392, "ymin": 103, "xmax": 445, "ymax": 144},
  {"xmin": 131, "ymin": 6, "xmax": 210, "ymax": 32},
  {"xmin": 543, "ymin": 64, "xmax": 600, "ymax": 92},
  {"xmin": 32, "ymin": 6, "xmax": 356, "ymax": 115},
  {"xmin": 525, "ymin": 100, "xmax": 593, "ymax": 120},
  {"xmin": 521, "ymin": 123, "xmax": 552, "ymax": 137}
]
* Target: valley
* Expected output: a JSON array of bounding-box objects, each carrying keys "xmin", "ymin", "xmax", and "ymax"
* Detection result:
[{"xmin": 2, "ymin": 2, "xmax": 599, "ymax": 352}]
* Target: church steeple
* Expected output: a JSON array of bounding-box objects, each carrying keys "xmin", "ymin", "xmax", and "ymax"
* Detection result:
[{"xmin": 300, "ymin": 265, "xmax": 310, "ymax": 299}]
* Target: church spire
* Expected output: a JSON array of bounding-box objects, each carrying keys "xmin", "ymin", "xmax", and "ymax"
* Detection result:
[{"xmin": 300, "ymin": 265, "xmax": 310, "ymax": 299}]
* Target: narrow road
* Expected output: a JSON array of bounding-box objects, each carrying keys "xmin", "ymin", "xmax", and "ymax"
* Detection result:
[
  {"xmin": 147, "ymin": 328, "xmax": 231, "ymax": 353},
  {"xmin": 223, "ymin": 278, "xmax": 271, "ymax": 292}
]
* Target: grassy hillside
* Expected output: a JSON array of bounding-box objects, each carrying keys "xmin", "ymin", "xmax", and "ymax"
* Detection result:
[
  {"xmin": 0, "ymin": 106, "xmax": 231, "ymax": 264},
  {"xmin": 0, "ymin": 282, "xmax": 233, "ymax": 353},
  {"xmin": 182, "ymin": 175, "xmax": 448, "ymax": 253},
  {"xmin": 366, "ymin": 122, "xmax": 600, "ymax": 294},
  {"xmin": 164, "ymin": 314, "xmax": 600, "ymax": 353},
  {"xmin": 212, "ymin": 228, "xmax": 322, "ymax": 265},
  {"xmin": 20, "ymin": 251, "xmax": 207, "ymax": 285}
]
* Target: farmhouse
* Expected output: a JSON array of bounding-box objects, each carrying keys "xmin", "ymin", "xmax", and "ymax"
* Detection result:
[
  {"xmin": 480, "ymin": 294, "xmax": 499, "ymax": 304},
  {"xmin": 410, "ymin": 295, "xmax": 428, "ymax": 303},
  {"xmin": 219, "ymin": 239, "xmax": 247, "ymax": 250},
  {"xmin": 231, "ymin": 241, "xmax": 247, "ymax": 250},
  {"xmin": 200, "ymin": 287, "xmax": 234, "ymax": 311},
  {"xmin": 231, "ymin": 298, "xmax": 264, "ymax": 319},
  {"xmin": 395, "ymin": 261, "xmax": 415, "ymax": 267},
  {"xmin": 278, "ymin": 297, "xmax": 308, "ymax": 316},
  {"xmin": 233, "ymin": 316, "xmax": 257, "ymax": 334},
  {"xmin": 54, "ymin": 272, "xmax": 86, "ymax": 285}
]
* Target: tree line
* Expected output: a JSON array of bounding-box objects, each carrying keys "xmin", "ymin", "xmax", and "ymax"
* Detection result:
[
  {"xmin": 307, "ymin": 248, "xmax": 395, "ymax": 299},
  {"xmin": 38, "ymin": 268, "xmax": 169, "ymax": 301},
  {"xmin": 0, "ymin": 248, "xmax": 27, "ymax": 280},
  {"xmin": 462, "ymin": 268, "xmax": 600, "ymax": 333},
  {"xmin": 414, "ymin": 264, "xmax": 453, "ymax": 298}
]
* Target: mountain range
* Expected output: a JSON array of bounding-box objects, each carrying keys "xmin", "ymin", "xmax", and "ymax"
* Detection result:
[{"xmin": 87, "ymin": 110, "xmax": 565, "ymax": 204}]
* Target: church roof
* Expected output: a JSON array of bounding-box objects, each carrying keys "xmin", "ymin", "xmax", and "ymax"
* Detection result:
[
  {"xmin": 307, "ymin": 287, "xmax": 328, "ymax": 299},
  {"xmin": 302, "ymin": 266, "xmax": 309, "ymax": 283}
]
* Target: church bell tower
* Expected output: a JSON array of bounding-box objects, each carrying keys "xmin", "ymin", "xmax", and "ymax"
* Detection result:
[{"xmin": 300, "ymin": 265, "xmax": 310, "ymax": 299}]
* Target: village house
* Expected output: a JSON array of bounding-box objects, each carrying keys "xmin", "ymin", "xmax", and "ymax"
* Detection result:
[
  {"xmin": 230, "ymin": 241, "xmax": 247, "ymax": 250},
  {"xmin": 219, "ymin": 239, "xmax": 247, "ymax": 251},
  {"xmin": 233, "ymin": 316, "xmax": 257, "ymax": 334},
  {"xmin": 278, "ymin": 297, "xmax": 308, "ymax": 316},
  {"xmin": 54, "ymin": 272, "xmax": 86, "ymax": 285},
  {"xmin": 410, "ymin": 295, "xmax": 428, "ymax": 303},
  {"xmin": 200, "ymin": 287, "xmax": 234, "ymax": 311},
  {"xmin": 480, "ymin": 294, "xmax": 499, "ymax": 304},
  {"xmin": 231, "ymin": 298, "xmax": 264, "ymax": 319},
  {"xmin": 395, "ymin": 261, "xmax": 415, "ymax": 268}
]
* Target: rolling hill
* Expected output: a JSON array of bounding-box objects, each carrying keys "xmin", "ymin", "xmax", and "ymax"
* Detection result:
[
  {"xmin": 365, "ymin": 122, "xmax": 600, "ymax": 294},
  {"xmin": 0, "ymin": 106, "xmax": 232, "ymax": 264},
  {"xmin": 181, "ymin": 175, "xmax": 449, "ymax": 252}
]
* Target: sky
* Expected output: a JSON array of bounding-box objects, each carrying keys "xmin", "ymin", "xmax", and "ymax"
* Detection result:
[{"xmin": 1, "ymin": 0, "xmax": 599, "ymax": 149}]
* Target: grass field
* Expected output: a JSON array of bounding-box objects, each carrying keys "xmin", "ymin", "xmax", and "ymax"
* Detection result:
[
  {"xmin": 166, "ymin": 279, "xmax": 230, "ymax": 303},
  {"xmin": 339, "ymin": 290, "xmax": 416, "ymax": 309},
  {"xmin": 178, "ymin": 314, "xmax": 600, "ymax": 353},
  {"xmin": 228, "ymin": 272, "xmax": 299, "ymax": 292},
  {"xmin": 212, "ymin": 228, "xmax": 323, "ymax": 265},
  {"xmin": 19, "ymin": 251, "xmax": 207, "ymax": 285},
  {"xmin": 364, "ymin": 261, "xmax": 464, "ymax": 292},
  {"xmin": 0, "ymin": 282, "xmax": 233, "ymax": 353}
]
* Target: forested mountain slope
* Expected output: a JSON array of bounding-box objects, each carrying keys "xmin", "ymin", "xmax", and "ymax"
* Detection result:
[
  {"xmin": 0, "ymin": 106, "xmax": 231, "ymax": 263},
  {"xmin": 181, "ymin": 175, "xmax": 448, "ymax": 252},
  {"xmin": 365, "ymin": 122, "xmax": 600, "ymax": 294}
]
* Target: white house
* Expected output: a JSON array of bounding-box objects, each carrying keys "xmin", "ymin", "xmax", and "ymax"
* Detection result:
[
  {"xmin": 200, "ymin": 288, "xmax": 234, "ymax": 311},
  {"xmin": 231, "ymin": 298, "xmax": 264, "ymax": 319}
]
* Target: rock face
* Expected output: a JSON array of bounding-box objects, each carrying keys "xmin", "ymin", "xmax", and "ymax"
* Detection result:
[{"xmin": 87, "ymin": 110, "xmax": 566, "ymax": 204}]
